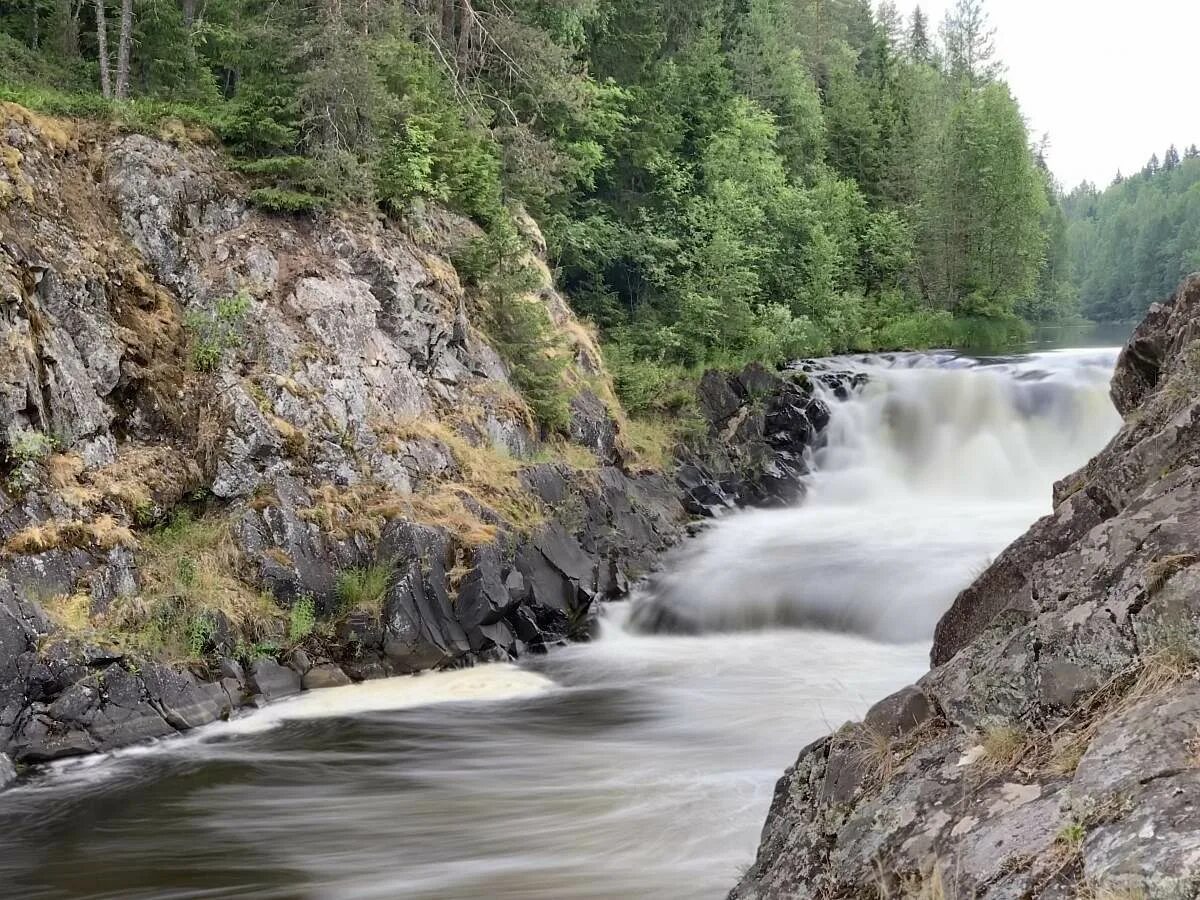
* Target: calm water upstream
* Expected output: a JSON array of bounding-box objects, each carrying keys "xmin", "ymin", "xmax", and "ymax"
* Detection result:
[{"xmin": 0, "ymin": 346, "xmax": 1125, "ymax": 900}]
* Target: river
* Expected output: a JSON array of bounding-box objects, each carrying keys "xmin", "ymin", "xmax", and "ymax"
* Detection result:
[{"xmin": 0, "ymin": 346, "xmax": 1125, "ymax": 900}]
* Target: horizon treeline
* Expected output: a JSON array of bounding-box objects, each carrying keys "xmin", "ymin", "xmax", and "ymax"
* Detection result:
[
  {"xmin": 1065, "ymin": 145, "xmax": 1200, "ymax": 323},
  {"xmin": 1, "ymin": 0, "xmax": 1074, "ymax": 410}
]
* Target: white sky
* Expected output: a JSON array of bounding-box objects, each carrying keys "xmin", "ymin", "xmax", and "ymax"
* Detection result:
[{"xmin": 888, "ymin": 0, "xmax": 1200, "ymax": 189}]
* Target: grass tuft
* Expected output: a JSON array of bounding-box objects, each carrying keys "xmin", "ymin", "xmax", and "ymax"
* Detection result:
[{"xmin": 335, "ymin": 562, "xmax": 393, "ymax": 616}]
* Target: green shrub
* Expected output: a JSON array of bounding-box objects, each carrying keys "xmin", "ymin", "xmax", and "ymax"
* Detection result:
[
  {"xmin": 185, "ymin": 613, "xmax": 216, "ymax": 659},
  {"xmin": 457, "ymin": 224, "xmax": 574, "ymax": 432},
  {"xmin": 288, "ymin": 595, "xmax": 317, "ymax": 643},
  {"xmin": 230, "ymin": 156, "xmax": 311, "ymax": 180},
  {"xmin": 6, "ymin": 429, "xmax": 52, "ymax": 466},
  {"xmin": 184, "ymin": 290, "xmax": 252, "ymax": 371},
  {"xmin": 336, "ymin": 563, "xmax": 392, "ymax": 616},
  {"xmin": 247, "ymin": 188, "xmax": 328, "ymax": 214}
]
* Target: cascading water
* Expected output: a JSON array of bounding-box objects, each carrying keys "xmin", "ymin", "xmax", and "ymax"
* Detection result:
[
  {"xmin": 0, "ymin": 347, "xmax": 1125, "ymax": 900},
  {"xmin": 630, "ymin": 348, "xmax": 1123, "ymax": 644}
]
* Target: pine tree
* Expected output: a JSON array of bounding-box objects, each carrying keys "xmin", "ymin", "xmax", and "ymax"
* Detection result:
[
  {"xmin": 1187, "ymin": 145, "xmax": 1200, "ymax": 160},
  {"xmin": 1145, "ymin": 153, "xmax": 1160, "ymax": 176},
  {"xmin": 907, "ymin": 6, "xmax": 930, "ymax": 63},
  {"xmin": 941, "ymin": 0, "xmax": 1000, "ymax": 84},
  {"xmin": 113, "ymin": 0, "xmax": 132, "ymax": 99},
  {"xmin": 1164, "ymin": 144, "xmax": 1181, "ymax": 171}
]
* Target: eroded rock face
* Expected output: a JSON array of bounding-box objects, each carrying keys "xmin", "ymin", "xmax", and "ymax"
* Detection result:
[
  {"xmin": 677, "ymin": 363, "xmax": 842, "ymax": 515},
  {"xmin": 732, "ymin": 275, "xmax": 1200, "ymax": 899}
]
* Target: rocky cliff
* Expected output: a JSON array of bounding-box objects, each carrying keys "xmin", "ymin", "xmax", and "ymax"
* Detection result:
[
  {"xmin": 732, "ymin": 278, "xmax": 1200, "ymax": 898},
  {"xmin": 0, "ymin": 103, "xmax": 834, "ymax": 776}
]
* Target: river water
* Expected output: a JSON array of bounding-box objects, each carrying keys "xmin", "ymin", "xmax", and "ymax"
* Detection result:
[{"xmin": 0, "ymin": 347, "xmax": 1124, "ymax": 900}]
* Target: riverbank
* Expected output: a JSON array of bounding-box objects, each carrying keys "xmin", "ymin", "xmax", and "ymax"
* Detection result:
[{"xmin": 0, "ymin": 103, "xmax": 838, "ymax": 774}]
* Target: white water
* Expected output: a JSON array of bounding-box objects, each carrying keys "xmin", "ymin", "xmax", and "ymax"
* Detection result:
[
  {"xmin": 0, "ymin": 348, "xmax": 1124, "ymax": 900},
  {"xmin": 634, "ymin": 349, "xmax": 1123, "ymax": 643}
]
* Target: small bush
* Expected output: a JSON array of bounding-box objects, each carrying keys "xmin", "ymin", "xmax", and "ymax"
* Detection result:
[
  {"xmin": 288, "ymin": 595, "xmax": 317, "ymax": 643},
  {"xmin": 457, "ymin": 224, "xmax": 574, "ymax": 433},
  {"xmin": 184, "ymin": 290, "xmax": 252, "ymax": 372},
  {"xmin": 185, "ymin": 613, "xmax": 217, "ymax": 658},
  {"xmin": 977, "ymin": 723, "xmax": 1028, "ymax": 772},
  {"xmin": 247, "ymin": 187, "xmax": 328, "ymax": 214},
  {"xmin": 6, "ymin": 429, "xmax": 52, "ymax": 466}
]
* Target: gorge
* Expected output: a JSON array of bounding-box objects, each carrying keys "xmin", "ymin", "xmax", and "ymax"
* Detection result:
[{"xmin": 0, "ymin": 190, "xmax": 1133, "ymax": 897}]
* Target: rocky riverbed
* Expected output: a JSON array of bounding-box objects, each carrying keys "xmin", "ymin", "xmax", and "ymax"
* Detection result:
[{"xmin": 732, "ymin": 277, "xmax": 1200, "ymax": 899}]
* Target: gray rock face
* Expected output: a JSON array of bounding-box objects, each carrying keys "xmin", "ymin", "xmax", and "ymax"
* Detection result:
[
  {"xmin": 733, "ymin": 274, "xmax": 1200, "ymax": 899},
  {"xmin": 0, "ymin": 108, "xmax": 702, "ymax": 770}
]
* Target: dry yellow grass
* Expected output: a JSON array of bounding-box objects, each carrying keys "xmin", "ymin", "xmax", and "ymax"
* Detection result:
[
  {"xmin": 299, "ymin": 479, "xmax": 504, "ymax": 548},
  {"xmin": 376, "ymin": 416, "xmax": 544, "ymax": 536},
  {"xmin": 622, "ymin": 417, "xmax": 677, "ymax": 472},
  {"xmin": 40, "ymin": 592, "xmax": 93, "ymax": 635},
  {"xmin": 270, "ymin": 414, "xmax": 308, "ymax": 457},
  {"xmin": 977, "ymin": 724, "xmax": 1030, "ymax": 773},
  {"xmin": 46, "ymin": 452, "xmax": 84, "ymax": 488},
  {"xmin": 1, "ymin": 102, "xmax": 75, "ymax": 151},
  {"xmin": 97, "ymin": 512, "xmax": 284, "ymax": 660},
  {"xmin": 5, "ymin": 515, "xmax": 137, "ymax": 555}
]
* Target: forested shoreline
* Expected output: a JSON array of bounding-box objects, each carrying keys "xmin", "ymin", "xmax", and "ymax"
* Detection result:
[
  {"xmin": 0, "ymin": 0, "xmax": 1086, "ymax": 411},
  {"xmin": 1066, "ymin": 145, "xmax": 1200, "ymax": 323}
]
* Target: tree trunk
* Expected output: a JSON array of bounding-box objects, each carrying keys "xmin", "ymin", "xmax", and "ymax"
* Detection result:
[
  {"xmin": 94, "ymin": 0, "xmax": 111, "ymax": 98},
  {"xmin": 181, "ymin": 0, "xmax": 196, "ymax": 28},
  {"xmin": 114, "ymin": 0, "xmax": 133, "ymax": 100}
]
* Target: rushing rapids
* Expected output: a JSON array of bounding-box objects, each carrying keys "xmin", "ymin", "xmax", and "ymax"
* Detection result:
[
  {"xmin": 631, "ymin": 349, "xmax": 1123, "ymax": 643},
  {"xmin": 0, "ymin": 347, "xmax": 1124, "ymax": 900}
]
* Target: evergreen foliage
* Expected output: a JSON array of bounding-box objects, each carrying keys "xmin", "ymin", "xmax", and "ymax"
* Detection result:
[
  {"xmin": 1064, "ymin": 149, "xmax": 1200, "ymax": 321},
  {"xmin": 0, "ymin": 0, "xmax": 1071, "ymax": 407}
]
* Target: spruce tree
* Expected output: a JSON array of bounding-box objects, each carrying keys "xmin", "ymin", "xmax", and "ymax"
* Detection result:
[{"xmin": 907, "ymin": 6, "xmax": 930, "ymax": 63}]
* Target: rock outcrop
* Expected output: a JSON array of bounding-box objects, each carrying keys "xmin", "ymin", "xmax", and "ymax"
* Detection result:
[
  {"xmin": 732, "ymin": 276, "xmax": 1200, "ymax": 899},
  {"xmin": 0, "ymin": 105, "xmax": 834, "ymax": 769}
]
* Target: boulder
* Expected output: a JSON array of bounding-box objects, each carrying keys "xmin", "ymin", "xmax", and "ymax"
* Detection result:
[
  {"xmin": 247, "ymin": 660, "xmax": 301, "ymax": 702},
  {"xmin": 302, "ymin": 664, "xmax": 352, "ymax": 691}
]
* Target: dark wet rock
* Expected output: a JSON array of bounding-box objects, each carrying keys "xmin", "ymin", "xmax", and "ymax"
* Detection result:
[
  {"xmin": 302, "ymin": 664, "xmax": 352, "ymax": 691},
  {"xmin": 247, "ymin": 660, "xmax": 301, "ymax": 702},
  {"xmin": 287, "ymin": 649, "xmax": 313, "ymax": 675},
  {"xmin": 568, "ymin": 389, "xmax": 619, "ymax": 463},
  {"xmin": 697, "ymin": 370, "xmax": 742, "ymax": 425},
  {"xmin": 141, "ymin": 664, "xmax": 230, "ymax": 730},
  {"xmin": 679, "ymin": 363, "xmax": 842, "ymax": 515}
]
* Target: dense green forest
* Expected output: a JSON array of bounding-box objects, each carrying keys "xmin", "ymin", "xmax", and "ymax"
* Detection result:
[
  {"xmin": 0, "ymin": 0, "xmax": 1072, "ymax": 412},
  {"xmin": 1064, "ymin": 145, "xmax": 1200, "ymax": 322}
]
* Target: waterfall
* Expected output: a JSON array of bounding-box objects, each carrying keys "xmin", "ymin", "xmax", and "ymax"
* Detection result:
[{"xmin": 629, "ymin": 348, "xmax": 1123, "ymax": 643}]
